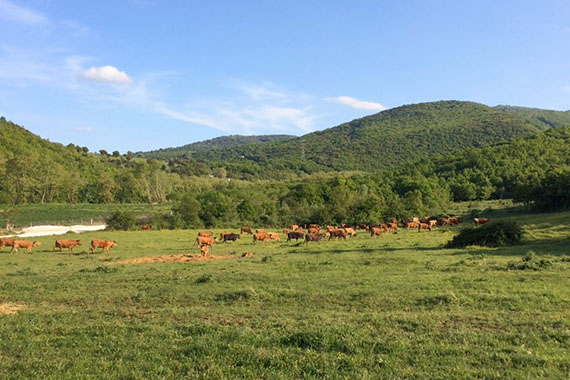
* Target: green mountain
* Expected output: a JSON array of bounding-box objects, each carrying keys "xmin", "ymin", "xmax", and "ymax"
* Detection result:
[
  {"xmin": 494, "ymin": 105, "xmax": 570, "ymax": 130},
  {"xmin": 142, "ymin": 134, "xmax": 295, "ymax": 160},
  {"xmin": 155, "ymin": 100, "xmax": 567, "ymax": 176}
]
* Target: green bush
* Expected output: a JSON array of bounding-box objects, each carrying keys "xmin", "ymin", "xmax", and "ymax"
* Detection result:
[
  {"xmin": 446, "ymin": 221, "xmax": 524, "ymax": 248},
  {"xmin": 106, "ymin": 210, "xmax": 135, "ymax": 231}
]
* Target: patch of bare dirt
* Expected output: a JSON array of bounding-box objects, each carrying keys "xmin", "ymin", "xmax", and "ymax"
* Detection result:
[
  {"xmin": 109, "ymin": 253, "xmax": 253, "ymax": 265},
  {"xmin": 0, "ymin": 303, "xmax": 25, "ymax": 315}
]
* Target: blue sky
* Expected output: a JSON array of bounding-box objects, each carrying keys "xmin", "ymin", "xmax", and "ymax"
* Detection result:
[{"xmin": 1, "ymin": 0, "xmax": 569, "ymax": 153}]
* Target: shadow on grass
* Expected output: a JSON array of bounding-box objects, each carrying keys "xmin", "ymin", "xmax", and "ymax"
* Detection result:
[{"xmin": 450, "ymin": 235, "xmax": 570, "ymax": 257}]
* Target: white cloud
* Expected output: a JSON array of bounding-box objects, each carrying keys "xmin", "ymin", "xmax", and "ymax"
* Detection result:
[
  {"xmin": 0, "ymin": 0, "xmax": 49, "ymax": 25},
  {"xmin": 75, "ymin": 127, "xmax": 92, "ymax": 133},
  {"xmin": 563, "ymin": 85, "xmax": 570, "ymax": 93},
  {"xmin": 327, "ymin": 96, "xmax": 386, "ymax": 111},
  {"xmin": 81, "ymin": 66, "xmax": 132, "ymax": 84}
]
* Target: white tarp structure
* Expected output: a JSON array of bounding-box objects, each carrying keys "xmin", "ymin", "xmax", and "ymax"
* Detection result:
[{"xmin": 5, "ymin": 224, "xmax": 107, "ymax": 238}]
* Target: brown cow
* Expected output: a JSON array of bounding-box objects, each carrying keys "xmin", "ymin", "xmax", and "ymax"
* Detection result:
[
  {"xmin": 11, "ymin": 240, "xmax": 41, "ymax": 252},
  {"xmin": 90, "ymin": 240, "xmax": 116, "ymax": 254},
  {"xmin": 0, "ymin": 237, "xmax": 16, "ymax": 250},
  {"xmin": 198, "ymin": 231, "xmax": 213, "ymax": 238},
  {"xmin": 406, "ymin": 222, "xmax": 419, "ymax": 229},
  {"xmin": 308, "ymin": 226, "xmax": 320, "ymax": 234},
  {"xmin": 267, "ymin": 232, "xmax": 280, "ymax": 242},
  {"xmin": 345, "ymin": 227, "xmax": 357, "ymax": 237},
  {"xmin": 253, "ymin": 233, "xmax": 269, "ymax": 243},
  {"xmin": 53, "ymin": 239, "xmax": 81, "ymax": 252},
  {"xmin": 196, "ymin": 236, "xmax": 218, "ymax": 247},
  {"xmin": 418, "ymin": 223, "xmax": 432, "ymax": 232},
  {"xmin": 255, "ymin": 229, "xmax": 266, "ymax": 235},
  {"xmin": 329, "ymin": 229, "xmax": 347, "ymax": 240},
  {"xmin": 473, "ymin": 218, "xmax": 490, "ymax": 227},
  {"xmin": 286, "ymin": 224, "xmax": 298, "ymax": 231},
  {"xmin": 141, "ymin": 225, "xmax": 152, "ymax": 230},
  {"xmin": 240, "ymin": 227, "xmax": 253, "ymax": 235},
  {"xmin": 370, "ymin": 227, "xmax": 382, "ymax": 237}
]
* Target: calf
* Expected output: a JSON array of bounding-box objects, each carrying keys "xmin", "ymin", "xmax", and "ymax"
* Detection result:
[
  {"xmin": 267, "ymin": 232, "xmax": 280, "ymax": 241},
  {"xmin": 11, "ymin": 240, "xmax": 41, "ymax": 252},
  {"xmin": 141, "ymin": 225, "xmax": 152, "ymax": 230},
  {"xmin": 53, "ymin": 239, "xmax": 81, "ymax": 252},
  {"xmin": 240, "ymin": 227, "xmax": 253, "ymax": 235}
]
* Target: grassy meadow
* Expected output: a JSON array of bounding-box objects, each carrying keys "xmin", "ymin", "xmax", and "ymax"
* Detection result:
[{"xmin": 0, "ymin": 204, "xmax": 569, "ymax": 379}]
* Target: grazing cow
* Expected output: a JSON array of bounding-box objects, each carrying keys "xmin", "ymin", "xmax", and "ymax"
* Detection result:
[
  {"xmin": 11, "ymin": 240, "xmax": 41, "ymax": 252},
  {"xmin": 286, "ymin": 224, "xmax": 298, "ymax": 231},
  {"xmin": 308, "ymin": 226, "xmax": 320, "ymax": 234},
  {"xmin": 53, "ymin": 239, "xmax": 81, "ymax": 252},
  {"xmin": 223, "ymin": 233, "xmax": 240, "ymax": 243},
  {"xmin": 345, "ymin": 227, "xmax": 357, "ymax": 237},
  {"xmin": 390, "ymin": 222, "xmax": 398, "ymax": 230},
  {"xmin": 200, "ymin": 245, "xmax": 210, "ymax": 256},
  {"xmin": 449, "ymin": 217, "xmax": 461, "ymax": 225},
  {"xmin": 267, "ymin": 232, "xmax": 280, "ymax": 241},
  {"xmin": 90, "ymin": 240, "xmax": 116, "ymax": 254},
  {"xmin": 305, "ymin": 233, "xmax": 324, "ymax": 243},
  {"xmin": 196, "ymin": 236, "xmax": 218, "ymax": 247},
  {"xmin": 429, "ymin": 220, "xmax": 438, "ymax": 228},
  {"xmin": 198, "ymin": 231, "xmax": 213, "ymax": 238},
  {"xmin": 240, "ymin": 227, "xmax": 253, "ymax": 235},
  {"xmin": 141, "ymin": 225, "xmax": 152, "ymax": 230},
  {"xmin": 370, "ymin": 227, "xmax": 382, "ymax": 237},
  {"xmin": 473, "ymin": 218, "xmax": 490, "ymax": 227},
  {"xmin": 356, "ymin": 223, "xmax": 369, "ymax": 231},
  {"xmin": 0, "ymin": 238, "xmax": 16, "ymax": 250},
  {"xmin": 418, "ymin": 222, "xmax": 432, "ymax": 231},
  {"xmin": 380, "ymin": 224, "xmax": 389, "ymax": 231},
  {"xmin": 255, "ymin": 229, "xmax": 266, "ymax": 235},
  {"xmin": 406, "ymin": 222, "xmax": 419, "ymax": 229},
  {"xmin": 309, "ymin": 224, "xmax": 320, "ymax": 230},
  {"xmin": 326, "ymin": 225, "xmax": 336, "ymax": 233},
  {"xmin": 253, "ymin": 233, "xmax": 270, "ymax": 243},
  {"xmin": 329, "ymin": 229, "xmax": 347, "ymax": 240},
  {"xmin": 287, "ymin": 231, "xmax": 304, "ymax": 242}
]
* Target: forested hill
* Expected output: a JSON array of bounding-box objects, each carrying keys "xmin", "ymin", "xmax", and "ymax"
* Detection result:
[
  {"xmin": 142, "ymin": 134, "xmax": 295, "ymax": 160},
  {"xmin": 155, "ymin": 100, "xmax": 567, "ymax": 176},
  {"xmin": 493, "ymin": 105, "xmax": 570, "ymax": 130}
]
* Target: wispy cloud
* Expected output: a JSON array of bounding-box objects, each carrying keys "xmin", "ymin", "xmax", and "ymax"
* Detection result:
[
  {"xmin": 327, "ymin": 96, "xmax": 386, "ymax": 111},
  {"xmin": 81, "ymin": 66, "xmax": 132, "ymax": 84},
  {"xmin": 0, "ymin": 0, "xmax": 49, "ymax": 25},
  {"xmin": 563, "ymin": 85, "xmax": 570, "ymax": 93}
]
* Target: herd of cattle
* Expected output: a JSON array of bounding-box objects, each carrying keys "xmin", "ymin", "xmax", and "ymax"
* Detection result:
[
  {"xmin": 192, "ymin": 216, "xmax": 485, "ymax": 256},
  {"xmin": 0, "ymin": 238, "xmax": 116, "ymax": 254},
  {"xmin": 0, "ymin": 216, "xmax": 491, "ymax": 256}
]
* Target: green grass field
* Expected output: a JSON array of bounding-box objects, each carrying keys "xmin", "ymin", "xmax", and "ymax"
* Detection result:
[{"xmin": 1, "ymin": 205, "xmax": 569, "ymax": 379}]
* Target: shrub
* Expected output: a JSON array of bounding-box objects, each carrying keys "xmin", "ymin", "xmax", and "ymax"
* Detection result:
[
  {"xmin": 106, "ymin": 210, "xmax": 135, "ymax": 231},
  {"xmin": 446, "ymin": 221, "xmax": 524, "ymax": 248}
]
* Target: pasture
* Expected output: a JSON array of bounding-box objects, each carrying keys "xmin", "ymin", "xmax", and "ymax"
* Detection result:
[{"xmin": 1, "ymin": 206, "xmax": 569, "ymax": 379}]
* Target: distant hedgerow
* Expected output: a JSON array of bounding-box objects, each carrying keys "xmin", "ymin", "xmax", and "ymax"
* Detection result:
[{"xmin": 446, "ymin": 221, "xmax": 524, "ymax": 248}]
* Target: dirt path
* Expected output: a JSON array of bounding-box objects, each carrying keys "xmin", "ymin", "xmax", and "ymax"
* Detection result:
[{"xmin": 109, "ymin": 253, "xmax": 250, "ymax": 265}]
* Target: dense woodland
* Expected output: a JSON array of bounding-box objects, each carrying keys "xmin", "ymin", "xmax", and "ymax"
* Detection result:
[{"xmin": 1, "ymin": 100, "xmax": 570, "ymax": 228}]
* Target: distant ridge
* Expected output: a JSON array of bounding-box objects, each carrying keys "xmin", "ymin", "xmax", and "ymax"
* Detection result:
[{"xmin": 142, "ymin": 100, "xmax": 569, "ymax": 174}]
